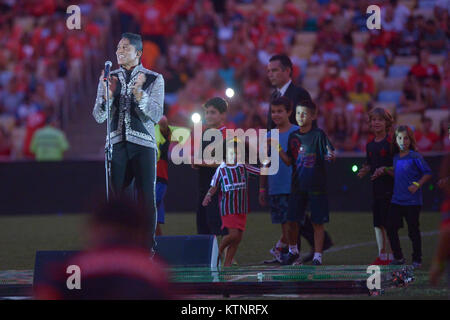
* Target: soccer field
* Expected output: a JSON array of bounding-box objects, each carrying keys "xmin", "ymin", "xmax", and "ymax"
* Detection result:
[{"xmin": 0, "ymin": 211, "xmax": 448, "ymax": 299}]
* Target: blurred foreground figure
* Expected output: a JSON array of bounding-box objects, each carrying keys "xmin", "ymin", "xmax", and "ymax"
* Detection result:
[
  {"xmin": 430, "ymin": 127, "xmax": 450, "ymax": 291},
  {"xmin": 34, "ymin": 196, "xmax": 172, "ymax": 300}
]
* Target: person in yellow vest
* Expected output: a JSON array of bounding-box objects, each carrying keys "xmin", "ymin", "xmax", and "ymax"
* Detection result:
[{"xmin": 30, "ymin": 117, "xmax": 69, "ymax": 161}]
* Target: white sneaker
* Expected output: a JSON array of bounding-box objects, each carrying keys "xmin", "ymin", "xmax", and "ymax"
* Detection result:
[{"xmin": 269, "ymin": 247, "xmax": 283, "ymax": 263}]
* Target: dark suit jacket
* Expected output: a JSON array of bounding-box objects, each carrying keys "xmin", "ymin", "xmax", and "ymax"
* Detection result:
[{"xmin": 267, "ymin": 82, "xmax": 312, "ymax": 130}]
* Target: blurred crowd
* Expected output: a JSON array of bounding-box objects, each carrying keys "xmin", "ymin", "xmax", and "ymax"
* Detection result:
[
  {"xmin": 115, "ymin": 0, "xmax": 449, "ymax": 153},
  {"xmin": 0, "ymin": 0, "xmax": 111, "ymax": 159},
  {"xmin": 0, "ymin": 0, "xmax": 449, "ymax": 160}
]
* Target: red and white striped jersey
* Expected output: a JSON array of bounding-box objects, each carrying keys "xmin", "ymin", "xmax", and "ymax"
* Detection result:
[{"xmin": 210, "ymin": 163, "xmax": 260, "ymax": 216}]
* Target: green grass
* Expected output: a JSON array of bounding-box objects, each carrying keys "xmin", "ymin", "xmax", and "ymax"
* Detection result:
[{"xmin": 0, "ymin": 211, "xmax": 448, "ymax": 298}]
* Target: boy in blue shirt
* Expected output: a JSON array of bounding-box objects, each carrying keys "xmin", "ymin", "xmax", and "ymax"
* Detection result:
[
  {"xmin": 373, "ymin": 125, "xmax": 432, "ymax": 268},
  {"xmin": 259, "ymin": 97, "xmax": 299, "ymax": 262},
  {"xmin": 278, "ymin": 100, "xmax": 335, "ymax": 265}
]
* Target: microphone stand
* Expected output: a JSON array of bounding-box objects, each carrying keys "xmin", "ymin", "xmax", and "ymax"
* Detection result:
[{"xmin": 104, "ymin": 76, "xmax": 112, "ymax": 201}]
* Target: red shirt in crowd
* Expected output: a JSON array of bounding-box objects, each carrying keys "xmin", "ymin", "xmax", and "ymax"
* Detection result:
[
  {"xmin": 139, "ymin": 0, "xmax": 175, "ymax": 37},
  {"xmin": 415, "ymin": 130, "xmax": 439, "ymax": 152},
  {"xmin": 410, "ymin": 63, "xmax": 439, "ymax": 79},
  {"xmin": 320, "ymin": 76, "xmax": 347, "ymax": 97},
  {"xmin": 347, "ymin": 73, "xmax": 375, "ymax": 95},
  {"xmin": 66, "ymin": 34, "xmax": 87, "ymax": 60}
]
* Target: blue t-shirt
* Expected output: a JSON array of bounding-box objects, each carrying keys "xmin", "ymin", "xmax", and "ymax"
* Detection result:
[
  {"xmin": 267, "ymin": 125, "xmax": 299, "ymax": 195},
  {"xmin": 391, "ymin": 151, "xmax": 432, "ymax": 206}
]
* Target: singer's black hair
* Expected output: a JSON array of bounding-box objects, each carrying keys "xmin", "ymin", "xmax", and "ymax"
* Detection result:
[{"xmin": 121, "ymin": 33, "xmax": 143, "ymax": 53}]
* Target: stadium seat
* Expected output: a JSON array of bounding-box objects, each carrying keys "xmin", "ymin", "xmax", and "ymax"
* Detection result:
[
  {"xmin": 393, "ymin": 56, "xmax": 417, "ymax": 67},
  {"xmin": 396, "ymin": 113, "xmax": 422, "ymax": 130},
  {"xmin": 351, "ymin": 31, "xmax": 369, "ymax": 44},
  {"xmin": 419, "ymin": 0, "xmax": 436, "ymax": 9},
  {"xmin": 378, "ymin": 77, "xmax": 404, "ymax": 91},
  {"xmin": 388, "ymin": 65, "xmax": 411, "ymax": 78},
  {"xmin": 0, "ymin": 115, "xmax": 15, "ymax": 132},
  {"xmin": 367, "ymin": 69, "xmax": 385, "ymax": 90},
  {"xmin": 424, "ymin": 109, "xmax": 449, "ymax": 134},
  {"xmin": 304, "ymin": 65, "xmax": 325, "ymax": 79},
  {"xmin": 399, "ymin": 0, "xmax": 416, "ymax": 10},
  {"xmin": 295, "ymin": 32, "xmax": 317, "ymax": 46},
  {"xmin": 413, "ymin": 8, "xmax": 434, "ymax": 18},
  {"xmin": 429, "ymin": 54, "xmax": 445, "ymax": 66},
  {"xmin": 292, "ymin": 44, "xmax": 314, "ymax": 59},
  {"xmin": 378, "ymin": 90, "xmax": 402, "ymax": 104}
]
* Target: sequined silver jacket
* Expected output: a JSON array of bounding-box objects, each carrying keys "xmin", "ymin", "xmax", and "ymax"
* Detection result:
[{"xmin": 92, "ymin": 64, "xmax": 164, "ymax": 150}]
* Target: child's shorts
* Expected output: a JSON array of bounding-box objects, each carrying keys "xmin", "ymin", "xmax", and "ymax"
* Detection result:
[
  {"xmin": 287, "ymin": 191, "xmax": 329, "ymax": 225},
  {"xmin": 156, "ymin": 182, "xmax": 167, "ymax": 224},
  {"xmin": 221, "ymin": 213, "xmax": 247, "ymax": 231},
  {"xmin": 269, "ymin": 194, "xmax": 290, "ymax": 224}
]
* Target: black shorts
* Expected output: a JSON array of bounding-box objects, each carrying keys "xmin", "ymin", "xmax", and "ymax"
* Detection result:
[
  {"xmin": 287, "ymin": 191, "xmax": 329, "ymax": 225},
  {"xmin": 372, "ymin": 195, "xmax": 392, "ymax": 228}
]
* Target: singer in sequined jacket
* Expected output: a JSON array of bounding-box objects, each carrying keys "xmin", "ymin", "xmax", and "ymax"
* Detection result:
[
  {"xmin": 92, "ymin": 33, "xmax": 164, "ymax": 253},
  {"xmin": 92, "ymin": 63, "xmax": 164, "ymax": 149}
]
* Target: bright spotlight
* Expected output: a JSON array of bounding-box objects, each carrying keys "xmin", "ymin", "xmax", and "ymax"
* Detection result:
[
  {"xmin": 225, "ymin": 88, "xmax": 235, "ymax": 98},
  {"xmin": 191, "ymin": 112, "xmax": 201, "ymax": 124}
]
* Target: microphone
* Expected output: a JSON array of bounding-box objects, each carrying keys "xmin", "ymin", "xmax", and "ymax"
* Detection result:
[{"xmin": 103, "ymin": 61, "xmax": 112, "ymax": 81}]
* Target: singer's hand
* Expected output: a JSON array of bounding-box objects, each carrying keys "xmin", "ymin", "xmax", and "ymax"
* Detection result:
[
  {"xmin": 100, "ymin": 70, "xmax": 117, "ymax": 101},
  {"xmin": 132, "ymin": 73, "xmax": 146, "ymax": 102}
]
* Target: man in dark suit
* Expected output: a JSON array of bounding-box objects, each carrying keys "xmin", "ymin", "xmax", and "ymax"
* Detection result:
[
  {"xmin": 266, "ymin": 54, "xmax": 312, "ymax": 130},
  {"xmin": 265, "ymin": 54, "xmax": 333, "ymax": 263}
]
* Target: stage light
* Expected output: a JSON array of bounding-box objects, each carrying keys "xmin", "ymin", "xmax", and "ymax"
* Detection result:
[
  {"xmin": 191, "ymin": 113, "xmax": 201, "ymax": 124},
  {"xmin": 352, "ymin": 165, "xmax": 358, "ymax": 173},
  {"xmin": 225, "ymin": 88, "xmax": 235, "ymax": 98}
]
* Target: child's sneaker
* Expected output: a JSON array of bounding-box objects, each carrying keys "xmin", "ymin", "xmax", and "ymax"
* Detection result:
[
  {"xmin": 281, "ymin": 252, "xmax": 300, "ymax": 265},
  {"xmin": 312, "ymin": 259, "xmax": 322, "ymax": 266},
  {"xmin": 269, "ymin": 247, "xmax": 283, "ymax": 263}
]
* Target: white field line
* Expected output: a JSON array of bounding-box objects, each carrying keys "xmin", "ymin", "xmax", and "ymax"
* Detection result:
[{"xmin": 325, "ymin": 230, "xmax": 439, "ymax": 253}]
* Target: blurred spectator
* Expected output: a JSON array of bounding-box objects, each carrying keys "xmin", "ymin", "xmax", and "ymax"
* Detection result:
[
  {"xmin": 347, "ymin": 61, "xmax": 375, "ymax": 96},
  {"xmin": 349, "ymin": 81, "xmax": 371, "ymax": 111},
  {"xmin": 398, "ymin": 17, "xmax": 420, "ymax": 56},
  {"xmin": 420, "ymin": 19, "xmax": 447, "ymax": 54},
  {"xmin": 410, "ymin": 49, "xmax": 440, "ymax": 81},
  {"xmin": 319, "ymin": 63, "xmax": 347, "ymax": 98},
  {"xmin": 30, "ymin": 117, "xmax": 69, "ymax": 161},
  {"xmin": 0, "ymin": 126, "xmax": 12, "ymax": 158},
  {"xmin": 34, "ymin": 195, "xmax": 173, "ymax": 300},
  {"xmin": 415, "ymin": 117, "xmax": 439, "ymax": 152},
  {"xmin": 398, "ymin": 72, "xmax": 426, "ymax": 114}
]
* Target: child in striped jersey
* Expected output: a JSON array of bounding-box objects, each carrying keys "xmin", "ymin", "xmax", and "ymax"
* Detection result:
[{"xmin": 202, "ymin": 139, "xmax": 260, "ymax": 267}]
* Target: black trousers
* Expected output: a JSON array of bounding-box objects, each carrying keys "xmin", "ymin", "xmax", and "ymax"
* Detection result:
[
  {"xmin": 386, "ymin": 203, "xmax": 422, "ymax": 262},
  {"xmin": 111, "ymin": 141, "xmax": 157, "ymax": 251}
]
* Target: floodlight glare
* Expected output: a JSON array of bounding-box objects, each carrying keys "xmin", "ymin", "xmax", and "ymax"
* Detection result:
[
  {"xmin": 191, "ymin": 112, "xmax": 201, "ymax": 124},
  {"xmin": 225, "ymin": 88, "xmax": 235, "ymax": 98}
]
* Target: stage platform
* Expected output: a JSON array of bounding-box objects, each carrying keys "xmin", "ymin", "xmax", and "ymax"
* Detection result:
[{"xmin": 0, "ymin": 265, "xmax": 414, "ymax": 299}]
